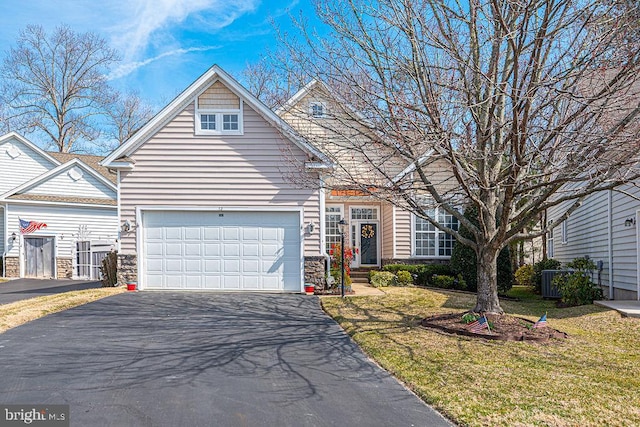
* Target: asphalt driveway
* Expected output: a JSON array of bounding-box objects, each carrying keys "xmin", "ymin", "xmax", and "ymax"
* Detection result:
[
  {"xmin": 0, "ymin": 278, "xmax": 102, "ymax": 305},
  {"xmin": 0, "ymin": 293, "xmax": 451, "ymax": 426}
]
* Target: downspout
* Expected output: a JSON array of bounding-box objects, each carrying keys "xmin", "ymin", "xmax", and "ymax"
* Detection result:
[
  {"xmin": 319, "ymin": 174, "xmax": 331, "ymax": 285},
  {"xmin": 607, "ymin": 190, "xmax": 613, "ymax": 300},
  {"xmin": 2, "ymin": 202, "xmax": 7, "ymax": 277}
]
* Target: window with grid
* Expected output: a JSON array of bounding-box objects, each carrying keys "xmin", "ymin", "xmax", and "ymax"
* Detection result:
[
  {"xmin": 325, "ymin": 206, "xmax": 343, "ymax": 253},
  {"xmin": 223, "ymin": 114, "xmax": 239, "ymax": 130},
  {"xmin": 310, "ymin": 102, "xmax": 326, "ymax": 118},
  {"xmin": 196, "ymin": 99, "xmax": 243, "ymax": 135},
  {"xmin": 350, "ymin": 207, "xmax": 377, "ymax": 220},
  {"xmin": 200, "ymin": 114, "xmax": 216, "ymax": 130},
  {"xmin": 414, "ymin": 207, "xmax": 459, "ymax": 257}
]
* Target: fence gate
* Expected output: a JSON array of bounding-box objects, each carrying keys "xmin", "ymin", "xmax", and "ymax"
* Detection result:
[{"xmin": 24, "ymin": 237, "xmax": 55, "ymax": 278}]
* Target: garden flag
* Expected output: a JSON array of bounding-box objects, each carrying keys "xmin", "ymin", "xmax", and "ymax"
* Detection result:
[
  {"xmin": 19, "ymin": 218, "xmax": 47, "ymax": 234},
  {"xmin": 467, "ymin": 315, "xmax": 490, "ymax": 333},
  {"xmin": 533, "ymin": 313, "xmax": 548, "ymax": 329}
]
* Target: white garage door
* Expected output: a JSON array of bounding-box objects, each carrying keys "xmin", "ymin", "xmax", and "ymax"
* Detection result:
[{"xmin": 142, "ymin": 210, "xmax": 301, "ymax": 291}]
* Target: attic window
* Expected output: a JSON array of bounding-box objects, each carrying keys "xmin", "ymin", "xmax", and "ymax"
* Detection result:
[
  {"xmin": 310, "ymin": 102, "xmax": 326, "ymax": 118},
  {"xmin": 195, "ymin": 99, "xmax": 243, "ymax": 136}
]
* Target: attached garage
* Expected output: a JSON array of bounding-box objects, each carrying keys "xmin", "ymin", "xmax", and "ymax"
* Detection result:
[{"xmin": 141, "ymin": 210, "xmax": 303, "ymax": 291}]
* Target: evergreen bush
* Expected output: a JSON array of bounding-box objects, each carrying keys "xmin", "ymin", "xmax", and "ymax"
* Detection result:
[{"xmin": 450, "ymin": 206, "xmax": 513, "ymax": 294}]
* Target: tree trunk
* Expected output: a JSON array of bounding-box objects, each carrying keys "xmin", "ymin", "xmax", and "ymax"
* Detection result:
[{"xmin": 473, "ymin": 246, "xmax": 504, "ymax": 314}]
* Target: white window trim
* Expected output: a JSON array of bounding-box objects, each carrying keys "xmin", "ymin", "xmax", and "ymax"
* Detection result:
[
  {"xmin": 325, "ymin": 204, "xmax": 344, "ymax": 253},
  {"xmin": 411, "ymin": 210, "xmax": 458, "ymax": 259},
  {"xmin": 309, "ymin": 101, "xmax": 327, "ymax": 119},
  {"xmin": 548, "ymin": 223, "xmax": 555, "ymax": 258},
  {"xmin": 195, "ymin": 98, "xmax": 244, "ymax": 136},
  {"xmin": 561, "ymin": 220, "xmax": 567, "ymax": 244}
]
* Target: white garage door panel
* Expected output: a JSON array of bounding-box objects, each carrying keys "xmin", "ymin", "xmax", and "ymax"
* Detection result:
[{"xmin": 143, "ymin": 211, "xmax": 301, "ymax": 291}]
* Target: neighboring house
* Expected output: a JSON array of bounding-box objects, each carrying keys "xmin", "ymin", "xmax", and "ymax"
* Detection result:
[
  {"xmin": 100, "ymin": 66, "xmax": 464, "ymax": 292},
  {"xmin": 547, "ymin": 184, "xmax": 640, "ymax": 300},
  {"xmin": 0, "ymin": 132, "xmax": 118, "ymax": 280}
]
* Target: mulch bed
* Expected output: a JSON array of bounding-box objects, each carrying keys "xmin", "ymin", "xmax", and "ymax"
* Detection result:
[{"xmin": 421, "ymin": 313, "xmax": 568, "ymax": 342}]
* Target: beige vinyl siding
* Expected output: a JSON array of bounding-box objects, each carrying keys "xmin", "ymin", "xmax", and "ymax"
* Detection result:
[
  {"xmin": 382, "ymin": 203, "xmax": 394, "ymax": 258},
  {"xmin": 6, "ymin": 204, "xmax": 117, "ymax": 258},
  {"xmin": 394, "ymin": 207, "xmax": 412, "ymax": 258},
  {"xmin": 198, "ymin": 81, "xmax": 240, "ymax": 109},
  {"xmin": 24, "ymin": 167, "xmax": 115, "ymax": 199},
  {"xmin": 119, "ymin": 101, "xmax": 321, "ymax": 256},
  {"xmin": 0, "ymin": 137, "xmax": 57, "ymax": 195},
  {"xmin": 280, "ymin": 89, "xmax": 407, "ymax": 182}
]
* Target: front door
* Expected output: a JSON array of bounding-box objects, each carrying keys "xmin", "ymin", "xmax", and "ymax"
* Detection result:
[
  {"xmin": 24, "ymin": 237, "xmax": 54, "ymax": 278},
  {"xmin": 357, "ymin": 222, "xmax": 379, "ymax": 266}
]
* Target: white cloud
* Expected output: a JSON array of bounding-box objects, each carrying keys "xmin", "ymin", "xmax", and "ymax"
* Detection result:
[
  {"xmin": 110, "ymin": 0, "xmax": 260, "ymax": 61},
  {"xmin": 108, "ymin": 46, "xmax": 220, "ymax": 80}
]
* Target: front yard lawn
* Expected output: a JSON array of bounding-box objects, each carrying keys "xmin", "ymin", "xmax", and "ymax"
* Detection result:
[{"xmin": 321, "ymin": 286, "xmax": 640, "ymax": 427}]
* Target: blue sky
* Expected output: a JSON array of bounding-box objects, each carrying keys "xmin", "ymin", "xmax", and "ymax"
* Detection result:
[{"xmin": 0, "ymin": 0, "xmax": 319, "ymax": 109}]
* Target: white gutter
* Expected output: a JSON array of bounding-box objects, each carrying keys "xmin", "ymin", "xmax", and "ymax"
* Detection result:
[
  {"xmin": 319, "ymin": 175, "xmax": 331, "ymax": 282},
  {"xmin": 637, "ymin": 209, "xmax": 640, "ymax": 301},
  {"xmin": 607, "ymin": 190, "xmax": 614, "ymax": 299}
]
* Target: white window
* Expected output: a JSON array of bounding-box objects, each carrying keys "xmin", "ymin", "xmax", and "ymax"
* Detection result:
[
  {"xmin": 561, "ymin": 220, "xmax": 567, "ymax": 244},
  {"xmin": 350, "ymin": 207, "xmax": 378, "ymax": 247},
  {"xmin": 200, "ymin": 114, "xmax": 216, "ymax": 130},
  {"xmin": 223, "ymin": 114, "xmax": 239, "ymax": 130},
  {"xmin": 310, "ymin": 102, "xmax": 326, "ymax": 118},
  {"xmin": 195, "ymin": 100, "xmax": 243, "ymax": 135},
  {"xmin": 413, "ymin": 208, "xmax": 459, "ymax": 258},
  {"xmin": 547, "ymin": 224, "xmax": 555, "ymax": 258},
  {"xmin": 325, "ymin": 205, "xmax": 343, "ymax": 253}
]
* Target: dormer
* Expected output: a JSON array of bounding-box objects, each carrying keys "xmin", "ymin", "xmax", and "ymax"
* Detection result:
[{"xmin": 195, "ymin": 80, "xmax": 243, "ymax": 136}]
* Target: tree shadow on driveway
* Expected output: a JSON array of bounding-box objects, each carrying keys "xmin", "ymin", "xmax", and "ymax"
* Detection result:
[{"xmin": 0, "ymin": 293, "xmax": 450, "ymax": 426}]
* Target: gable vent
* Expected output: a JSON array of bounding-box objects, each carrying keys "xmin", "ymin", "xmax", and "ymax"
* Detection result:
[{"xmin": 68, "ymin": 167, "xmax": 84, "ymax": 181}]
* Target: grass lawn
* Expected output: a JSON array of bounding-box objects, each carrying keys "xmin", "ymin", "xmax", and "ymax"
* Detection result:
[
  {"xmin": 321, "ymin": 286, "xmax": 640, "ymax": 427},
  {"xmin": 0, "ymin": 287, "xmax": 126, "ymax": 334}
]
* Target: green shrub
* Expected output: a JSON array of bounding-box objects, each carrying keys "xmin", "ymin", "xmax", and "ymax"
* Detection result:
[
  {"xmin": 450, "ymin": 206, "xmax": 513, "ymax": 294},
  {"xmin": 370, "ymin": 271, "xmax": 396, "ymax": 287},
  {"xmin": 100, "ymin": 251, "xmax": 118, "ymax": 287},
  {"xmin": 396, "ymin": 270, "xmax": 413, "ymax": 286},
  {"xmin": 330, "ymin": 268, "xmax": 352, "ymax": 287},
  {"xmin": 382, "ymin": 264, "xmax": 423, "ymax": 274},
  {"xmin": 429, "ymin": 273, "xmax": 466, "ymax": 290},
  {"xmin": 533, "ymin": 258, "xmax": 562, "ymax": 293},
  {"xmin": 515, "ymin": 264, "xmax": 535, "ymax": 287},
  {"xmin": 368, "ymin": 269, "xmax": 378, "ymax": 282},
  {"xmin": 432, "ymin": 275, "xmax": 455, "ymax": 289},
  {"xmin": 552, "ymin": 257, "xmax": 603, "ymax": 306},
  {"xmin": 416, "ymin": 264, "xmax": 454, "ymax": 286}
]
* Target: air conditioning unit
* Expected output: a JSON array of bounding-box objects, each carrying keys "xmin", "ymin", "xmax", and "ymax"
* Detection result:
[{"xmin": 541, "ymin": 270, "xmax": 565, "ymax": 299}]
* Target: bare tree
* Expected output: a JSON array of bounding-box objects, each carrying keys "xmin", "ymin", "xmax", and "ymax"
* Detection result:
[
  {"xmin": 242, "ymin": 56, "xmax": 309, "ymax": 110},
  {"xmin": 0, "ymin": 25, "xmax": 119, "ymax": 152},
  {"xmin": 106, "ymin": 90, "xmax": 155, "ymax": 146},
  {"xmin": 266, "ymin": 0, "xmax": 640, "ymax": 313}
]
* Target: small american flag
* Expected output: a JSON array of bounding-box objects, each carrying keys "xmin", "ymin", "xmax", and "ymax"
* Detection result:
[
  {"xmin": 533, "ymin": 313, "xmax": 547, "ymax": 329},
  {"xmin": 19, "ymin": 218, "xmax": 47, "ymax": 234},
  {"xmin": 467, "ymin": 315, "xmax": 489, "ymax": 333}
]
